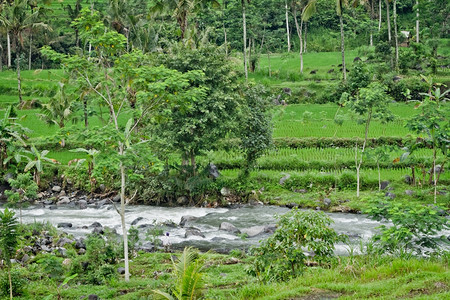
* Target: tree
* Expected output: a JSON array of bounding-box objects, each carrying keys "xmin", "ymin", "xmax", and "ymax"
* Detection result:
[
  {"xmin": 292, "ymin": 0, "xmax": 316, "ymax": 74},
  {"xmin": 0, "ymin": 0, "xmax": 51, "ymax": 105},
  {"xmin": 336, "ymin": 0, "xmax": 348, "ymax": 81},
  {"xmin": 0, "ymin": 208, "xmax": 19, "ymax": 300},
  {"xmin": 42, "ymin": 8, "xmax": 206, "ymax": 281},
  {"xmin": 0, "ymin": 105, "xmax": 28, "ymax": 170},
  {"xmin": 348, "ymin": 82, "xmax": 394, "ymax": 197},
  {"xmin": 385, "ymin": 0, "xmax": 391, "ymax": 42},
  {"xmin": 37, "ymin": 81, "xmax": 76, "ymax": 147},
  {"xmin": 69, "ymin": 148, "xmax": 100, "ymax": 193},
  {"xmin": 365, "ymin": 145, "xmax": 393, "ymax": 191},
  {"xmin": 392, "ymin": 0, "xmax": 398, "ymax": 70},
  {"xmin": 20, "ymin": 144, "xmax": 56, "ymax": 186},
  {"xmin": 406, "ymin": 81, "xmax": 449, "ymax": 203},
  {"xmin": 241, "ymin": 0, "xmax": 250, "ymax": 80},
  {"xmin": 5, "ymin": 172, "xmax": 37, "ymax": 223}
]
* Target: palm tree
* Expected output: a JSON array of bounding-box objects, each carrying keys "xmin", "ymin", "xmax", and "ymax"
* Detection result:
[
  {"xmin": 393, "ymin": 0, "xmax": 398, "ymax": 70},
  {"xmin": 0, "ymin": 208, "xmax": 19, "ymax": 300},
  {"xmin": 0, "ymin": 105, "xmax": 29, "ymax": 169},
  {"xmin": 385, "ymin": 0, "xmax": 391, "ymax": 42},
  {"xmin": 0, "ymin": 0, "xmax": 52, "ymax": 106},
  {"xmin": 241, "ymin": 0, "xmax": 250, "ymax": 81},
  {"xmin": 37, "ymin": 82, "xmax": 76, "ymax": 147},
  {"xmin": 292, "ymin": 0, "xmax": 316, "ymax": 74},
  {"xmin": 336, "ymin": 0, "xmax": 348, "ymax": 81}
]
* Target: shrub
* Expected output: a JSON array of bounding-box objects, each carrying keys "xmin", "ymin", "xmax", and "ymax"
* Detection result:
[
  {"xmin": 246, "ymin": 209, "xmax": 346, "ymax": 282},
  {"xmin": 0, "ymin": 268, "xmax": 27, "ymax": 297}
]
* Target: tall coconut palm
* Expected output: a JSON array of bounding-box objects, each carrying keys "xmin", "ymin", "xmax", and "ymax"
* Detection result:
[
  {"xmin": 241, "ymin": 0, "xmax": 250, "ymax": 81},
  {"xmin": 393, "ymin": 0, "xmax": 398, "ymax": 70},
  {"xmin": 285, "ymin": 0, "xmax": 290, "ymax": 52},
  {"xmin": 385, "ymin": 0, "xmax": 391, "ymax": 42},
  {"xmin": 292, "ymin": 0, "xmax": 316, "ymax": 74},
  {"xmin": 0, "ymin": 0, "xmax": 51, "ymax": 106}
]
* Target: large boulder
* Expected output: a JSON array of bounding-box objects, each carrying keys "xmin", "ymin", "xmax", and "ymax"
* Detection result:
[
  {"xmin": 241, "ymin": 225, "xmax": 266, "ymax": 238},
  {"xmin": 78, "ymin": 200, "xmax": 88, "ymax": 209},
  {"xmin": 180, "ymin": 215, "xmax": 198, "ymax": 227},
  {"xmin": 209, "ymin": 163, "xmax": 220, "ymax": 179},
  {"xmin": 185, "ymin": 228, "xmax": 205, "ymax": 238},
  {"xmin": 219, "ymin": 222, "xmax": 240, "ymax": 234},
  {"xmin": 56, "ymin": 197, "xmax": 71, "ymax": 205},
  {"xmin": 57, "ymin": 222, "xmax": 72, "ymax": 228},
  {"xmin": 52, "ymin": 186, "xmax": 62, "ymax": 193},
  {"xmin": 131, "ymin": 217, "xmax": 144, "ymax": 226},
  {"xmin": 380, "ymin": 181, "xmax": 390, "ymax": 190},
  {"xmin": 56, "ymin": 237, "xmax": 74, "ymax": 247},
  {"xmin": 279, "ymin": 174, "xmax": 290, "ymax": 185},
  {"xmin": 136, "ymin": 242, "xmax": 154, "ymax": 253}
]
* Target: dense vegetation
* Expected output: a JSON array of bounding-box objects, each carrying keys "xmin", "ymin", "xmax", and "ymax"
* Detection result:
[{"xmin": 0, "ymin": 0, "xmax": 449, "ymax": 299}]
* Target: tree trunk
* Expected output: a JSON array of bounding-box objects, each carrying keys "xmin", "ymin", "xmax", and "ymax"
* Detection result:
[
  {"xmin": 378, "ymin": 0, "xmax": 382, "ymax": 31},
  {"xmin": 7, "ymin": 33, "xmax": 11, "ymax": 68},
  {"xmin": 393, "ymin": 0, "xmax": 399, "ymax": 70},
  {"xmin": 119, "ymin": 145, "xmax": 130, "ymax": 281},
  {"xmin": 28, "ymin": 33, "xmax": 32, "ymax": 70},
  {"xmin": 0, "ymin": 43, "xmax": 3, "ymax": 71},
  {"xmin": 356, "ymin": 109, "xmax": 372, "ymax": 197},
  {"xmin": 285, "ymin": 0, "xmax": 291, "ymax": 52},
  {"xmin": 339, "ymin": 14, "xmax": 347, "ymax": 81},
  {"xmin": 293, "ymin": 7, "xmax": 303, "ymax": 74},
  {"xmin": 415, "ymin": 0, "xmax": 419, "ymax": 43},
  {"xmin": 304, "ymin": 22, "xmax": 307, "ymax": 53},
  {"xmin": 223, "ymin": 23, "xmax": 228, "ymax": 56},
  {"xmin": 432, "ymin": 145, "xmax": 437, "ymax": 204},
  {"xmin": 378, "ymin": 161, "xmax": 381, "ymax": 191},
  {"xmin": 8, "ymin": 269, "xmax": 12, "ymax": 300},
  {"xmin": 385, "ymin": 0, "xmax": 391, "ymax": 42},
  {"xmin": 267, "ymin": 51, "xmax": 271, "ymax": 77},
  {"xmin": 190, "ymin": 150, "xmax": 196, "ymax": 176},
  {"xmin": 16, "ymin": 38, "xmax": 23, "ymax": 106},
  {"xmin": 83, "ymin": 96, "xmax": 89, "ymax": 127},
  {"xmin": 242, "ymin": 3, "xmax": 248, "ymax": 81}
]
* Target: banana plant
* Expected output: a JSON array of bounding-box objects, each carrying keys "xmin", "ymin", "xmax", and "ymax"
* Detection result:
[
  {"xmin": 69, "ymin": 147, "xmax": 100, "ymax": 193},
  {"xmin": 20, "ymin": 145, "xmax": 57, "ymax": 186}
]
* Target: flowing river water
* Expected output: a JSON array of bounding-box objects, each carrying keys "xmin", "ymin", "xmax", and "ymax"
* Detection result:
[{"xmin": 1, "ymin": 204, "xmax": 394, "ymax": 255}]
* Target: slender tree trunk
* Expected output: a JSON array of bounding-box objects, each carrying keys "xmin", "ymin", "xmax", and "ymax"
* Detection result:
[
  {"xmin": 378, "ymin": 161, "xmax": 381, "ymax": 191},
  {"xmin": 16, "ymin": 39, "xmax": 23, "ymax": 106},
  {"xmin": 242, "ymin": 3, "xmax": 248, "ymax": 81},
  {"xmin": 0, "ymin": 43, "xmax": 3, "ymax": 71},
  {"xmin": 267, "ymin": 51, "xmax": 271, "ymax": 77},
  {"xmin": 356, "ymin": 110, "xmax": 372, "ymax": 197},
  {"xmin": 432, "ymin": 145, "xmax": 437, "ymax": 203},
  {"xmin": 415, "ymin": 0, "xmax": 419, "ymax": 43},
  {"xmin": 8, "ymin": 269, "xmax": 12, "ymax": 300},
  {"xmin": 28, "ymin": 33, "xmax": 32, "ymax": 70},
  {"xmin": 7, "ymin": 33, "xmax": 11, "ymax": 68},
  {"xmin": 190, "ymin": 150, "xmax": 196, "ymax": 176},
  {"xmin": 393, "ymin": 0, "xmax": 399, "ymax": 70},
  {"xmin": 385, "ymin": 0, "xmax": 391, "ymax": 42},
  {"xmin": 248, "ymin": 38, "xmax": 252, "ymax": 72},
  {"xmin": 293, "ymin": 7, "xmax": 303, "ymax": 74},
  {"xmin": 304, "ymin": 22, "xmax": 307, "ymax": 52},
  {"xmin": 83, "ymin": 96, "xmax": 89, "ymax": 127},
  {"xmin": 285, "ymin": 0, "xmax": 291, "ymax": 52},
  {"xmin": 339, "ymin": 14, "xmax": 347, "ymax": 81},
  {"xmin": 378, "ymin": 0, "xmax": 382, "ymax": 31},
  {"xmin": 119, "ymin": 143, "xmax": 130, "ymax": 281},
  {"xmin": 223, "ymin": 22, "xmax": 228, "ymax": 56}
]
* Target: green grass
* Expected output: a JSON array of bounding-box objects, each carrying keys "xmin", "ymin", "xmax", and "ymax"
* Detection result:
[{"xmin": 13, "ymin": 252, "xmax": 449, "ymax": 299}]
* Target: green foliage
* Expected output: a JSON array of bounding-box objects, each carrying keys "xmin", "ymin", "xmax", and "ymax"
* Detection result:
[
  {"xmin": 247, "ymin": 209, "xmax": 346, "ymax": 282},
  {"xmin": 0, "ymin": 208, "xmax": 19, "ymax": 268},
  {"xmin": 153, "ymin": 247, "xmax": 205, "ymax": 300},
  {"xmin": 37, "ymin": 254, "xmax": 64, "ymax": 280},
  {"xmin": 0, "ymin": 267, "xmax": 27, "ymax": 297},
  {"xmin": 366, "ymin": 197, "xmax": 450, "ymax": 256},
  {"xmin": 5, "ymin": 172, "xmax": 38, "ymax": 222}
]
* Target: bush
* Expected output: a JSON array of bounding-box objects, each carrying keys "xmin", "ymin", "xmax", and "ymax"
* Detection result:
[
  {"xmin": 365, "ymin": 197, "xmax": 450, "ymax": 256},
  {"xmin": 0, "ymin": 267, "xmax": 27, "ymax": 297},
  {"xmin": 246, "ymin": 209, "xmax": 346, "ymax": 282}
]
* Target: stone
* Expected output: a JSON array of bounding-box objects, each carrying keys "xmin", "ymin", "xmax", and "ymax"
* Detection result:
[
  {"xmin": 48, "ymin": 205, "xmax": 57, "ymax": 210},
  {"xmin": 220, "ymin": 187, "xmax": 231, "ymax": 196},
  {"xmin": 285, "ymin": 203, "xmax": 299, "ymax": 209},
  {"xmin": 37, "ymin": 192, "xmax": 45, "ymax": 199},
  {"xmin": 75, "ymin": 238, "xmax": 86, "ymax": 249},
  {"xmin": 353, "ymin": 56, "xmax": 361, "ymax": 62},
  {"xmin": 57, "ymin": 248, "xmax": 67, "ymax": 257},
  {"xmin": 117, "ymin": 267, "xmax": 126, "ymax": 275},
  {"xmin": 57, "ymin": 222, "xmax": 72, "ymax": 228},
  {"xmin": 88, "ymin": 295, "xmax": 99, "ymax": 300},
  {"xmin": 62, "ymin": 258, "xmax": 71, "ymax": 266},
  {"xmin": 138, "ymin": 224, "xmax": 153, "ymax": 229},
  {"xmin": 393, "ymin": 75, "xmax": 402, "ymax": 82},
  {"xmin": 96, "ymin": 199, "xmax": 107, "ymax": 207},
  {"xmin": 309, "ymin": 69, "xmax": 318, "ymax": 74},
  {"xmin": 241, "ymin": 225, "xmax": 266, "ymax": 238},
  {"xmin": 78, "ymin": 248, "xmax": 86, "ymax": 255},
  {"xmin": 113, "ymin": 194, "xmax": 121, "ymax": 202},
  {"xmin": 405, "ymin": 190, "xmax": 414, "ymax": 196},
  {"xmin": 219, "ymin": 222, "xmax": 240, "ymax": 234},
  {"xmin": 294, "ymin": 189, "xmax": 307, "ymax": 193},
  {"xmin": 92, "ymin": 227, "xmax": 104, "ymax": 235},
  {"xmin": 52, "ymin": 186, "xmax": 62, "ymax": 192},
  {"xmin": 43, "ymin": 200, "xmax": 53, "ymax": 205},
  {"xmin": 404, "ymin": 175, "xmax": 413, "ymax": 185},
  {"xmin": 131, "ymin": 217, "xmax": 144, "ymax": 226},
  {"xmin": 283, "ymin": 87, "xmax": 292, "ymax": 96},
  {"xmin": 385, "ymin": 192, "xmax": 396, "ymax": 199},
  {"xmin": 185, "ymin": 228, "xmax": 205, "ymax": 238},
  {"xmin": 177, "ymin": 196, "xmax": 188, "ymax": 205},
  {"xmin": 90, "ymin": 222, "xmax": 103, "ymax": 228},
  {"xmin": 59, "ymin": 190, "xmax": 66, "ymax": 197},
  {"xmin": 137, "ymin": 242, "xmax": 154, "ymax": 253},
  {"xmin": 78, "ymin": 200, "xmax": 88, "ymax": 209},
  {"xmin": 163, "ymin": 220, "xmax": 177, "ymax": 228},
  {"xmin": 180, "ymin": 215, "xmax": 198, "ymax": 227},
  {"xmin": 323, "ymin": 198, "xmax": 332, "ymax": 206},
  {"xmin": 99, "ymin": 184, "xmax": 106, "ymax": 192},
  {"xmin": 279, "ymin": 173, "xmax": 290, "ymax": 185},
  {"xmin": 57, "ymin": 237, "xmax": 74, "ymax": 247},
  {"xmin": 327, "ymin": 68, "xmax": 334, "ymax": 73},
  {"xmin": 57, "ymin": 196, "xmax": 71, "ymax": 205},
  {"xmin": 209, "ymin": 163, "xmax": 221, "ymax": 179},
  {"xmin": 21, "ymin": 254, "xmax": 30, "ymax": 263},
  {"xmin": 380, "ymin": 181, "xmax": 390, "ymax": 190},
  {"xmin": 273, "ymin": 95, "xmax": 281, "ymax": 105}
]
